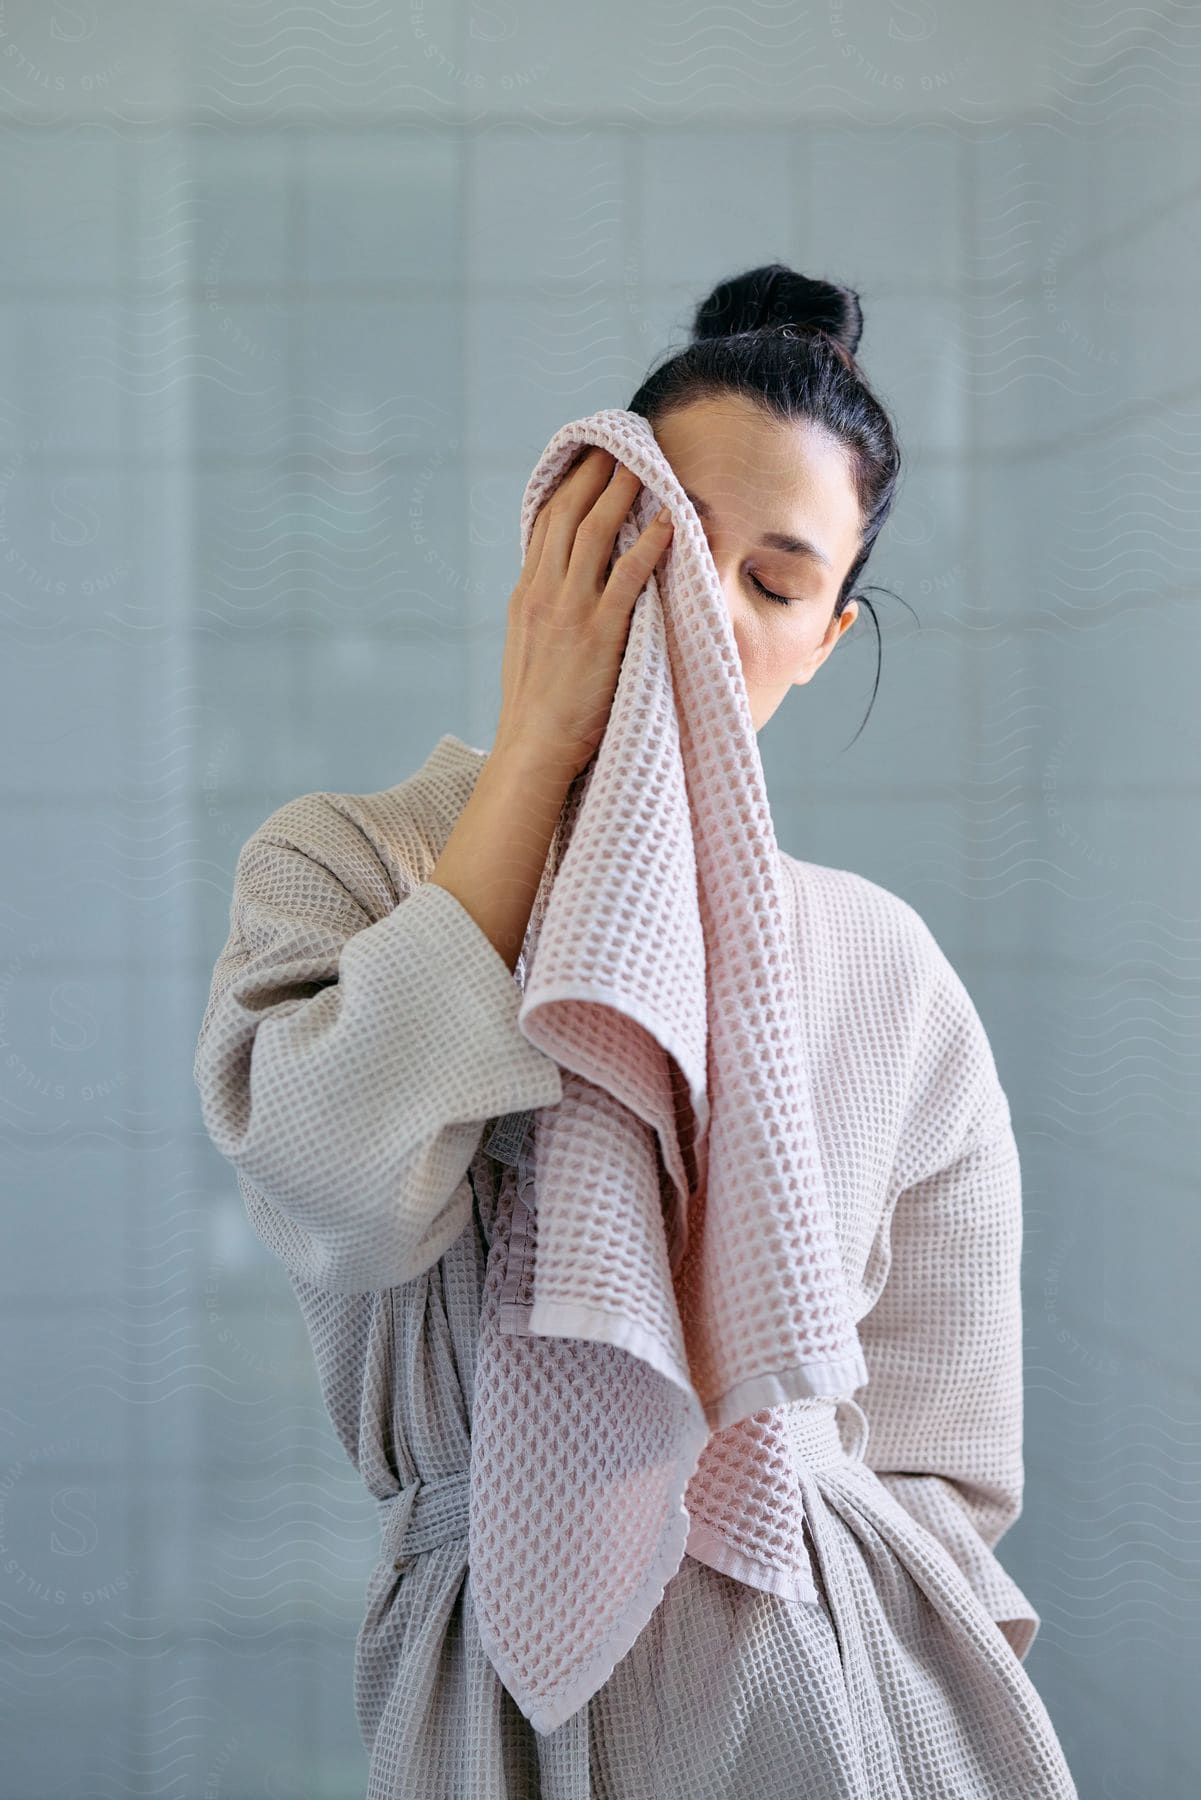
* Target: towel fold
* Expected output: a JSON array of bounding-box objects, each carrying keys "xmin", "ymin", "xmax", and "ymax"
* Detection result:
[{"xmin": 467, "ymin": 407, "xmax": 870, "ymax": 1737}]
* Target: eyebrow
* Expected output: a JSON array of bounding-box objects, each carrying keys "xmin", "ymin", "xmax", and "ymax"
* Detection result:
[{"xmin": 682, "ymin": 489, "xmax": 833, "ymax": 570}]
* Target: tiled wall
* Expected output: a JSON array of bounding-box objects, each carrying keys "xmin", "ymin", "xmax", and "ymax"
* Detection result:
[{"xmin": 2, "ymin": 4, "xmax": 1198, "ymax": 1794}]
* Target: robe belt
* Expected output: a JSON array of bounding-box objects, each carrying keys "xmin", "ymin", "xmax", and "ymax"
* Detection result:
[
  {"xmin": 375, "ymin": 1399, "xmax": 868, "ymax": 1576},
  {"xmin": 782, "ymin": 1396, "xmax": 871, "ymax": 1468},
  {"xmin": 378, "ymin": 1470, "xmax": 471, "ymax": 1573}
]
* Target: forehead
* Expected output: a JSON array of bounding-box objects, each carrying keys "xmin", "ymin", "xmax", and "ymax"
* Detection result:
[{"xmin": 653, "ymin": 394, "xmax": 858, "ymax": 534}]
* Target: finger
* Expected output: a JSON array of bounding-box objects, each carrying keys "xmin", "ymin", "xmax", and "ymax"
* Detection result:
[
  {"xmin": 603, "ymin": 511, "xmax": 674, "ymax": 600},
  {"xmin": 543, "ymin": 449, "xmax": 619, "ymax": 577},
  {"xmin": 527, "ymin": 451, "xmax": 605, "ymax": 577},
  {"xmin": 520, "ymin": 501, "xmax": 557, "ymax": 589},
  {"xmin": 567, "ymin": 462, "xmax": 647, "ymax": 589},
  {"xmin": 590, "ymin": 458, "xmax": 642, "ymax": 526}
]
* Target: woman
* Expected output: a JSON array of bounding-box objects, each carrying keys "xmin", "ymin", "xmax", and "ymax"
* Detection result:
[{"xmin": 193, "ymin": 264, "xmax": 1079, "ymax": 1798}]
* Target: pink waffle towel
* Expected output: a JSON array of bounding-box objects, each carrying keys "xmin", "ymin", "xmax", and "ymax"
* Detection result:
[{"xmin": 467, "ymin": 407, "xmax": 870, "ymax": 1736}]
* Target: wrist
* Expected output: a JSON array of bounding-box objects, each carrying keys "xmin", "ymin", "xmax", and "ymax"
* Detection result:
[{"xmin": 488, "ymin": 732, "xmax": 580, "ymax": 790}]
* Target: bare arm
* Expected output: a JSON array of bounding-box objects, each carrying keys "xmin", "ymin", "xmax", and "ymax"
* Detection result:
[{"xmin": 428, "ymin": 741, "xmax": 577, "ymax": 976}]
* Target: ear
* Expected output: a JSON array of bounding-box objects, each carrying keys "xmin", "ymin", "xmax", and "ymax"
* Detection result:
[
  {"xmin": 833, "ymin": 598, "xmax": 858, "ymax": 639},
  {"xmin": 791, "ymin": 599, "xmax": 858, "ymax": 688}
]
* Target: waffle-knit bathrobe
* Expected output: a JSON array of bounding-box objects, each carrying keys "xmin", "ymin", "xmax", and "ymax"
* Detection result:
[{"xmin": 193, "ymin": 732, "xmax": 1079, "ymax": 1800}]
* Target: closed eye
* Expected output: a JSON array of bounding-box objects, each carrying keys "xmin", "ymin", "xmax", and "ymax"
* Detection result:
[{"xmin": 750, "ymin": 573, "xmax": 793, "ymax": 607}]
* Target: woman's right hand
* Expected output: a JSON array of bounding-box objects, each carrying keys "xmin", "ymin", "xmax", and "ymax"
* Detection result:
[{"xmin": 493, "ymin": 446, "xmax": 674, "ymax": 783}]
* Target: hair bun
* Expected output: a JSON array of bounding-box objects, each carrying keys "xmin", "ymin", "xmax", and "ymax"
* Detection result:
[{"xmin": 691, "ymin": 263, "xmax": 863, "ymax": 358}]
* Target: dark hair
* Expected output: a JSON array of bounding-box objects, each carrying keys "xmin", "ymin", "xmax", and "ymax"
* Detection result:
[{"xmin": 627, "ymin": 263, "xmax": 908, "ymax": 742}]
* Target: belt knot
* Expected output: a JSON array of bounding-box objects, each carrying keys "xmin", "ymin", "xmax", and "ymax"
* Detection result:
[{"xmin": 377, "ymin": 1470, "xmax": 470, "ymax": 1573}]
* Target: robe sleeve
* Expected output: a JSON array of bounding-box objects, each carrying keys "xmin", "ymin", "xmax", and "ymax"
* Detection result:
[
  {"xmin": 854, "ymin": 939, "xmax": 1042, "ymax": 1663},
  {"xmin": 192, "ymin": 794, "xmax": 565, "ymax": 1295}
]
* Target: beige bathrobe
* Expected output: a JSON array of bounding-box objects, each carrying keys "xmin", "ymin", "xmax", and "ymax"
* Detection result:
[{"xmin": 193, "ymin": 732, "xmax": 1078, "ymax": 1800}]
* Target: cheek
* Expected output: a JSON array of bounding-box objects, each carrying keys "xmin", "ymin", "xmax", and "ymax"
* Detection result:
[{"xmin": 734, "ymin": 614, "xmax": 815, "ymax": 682}]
